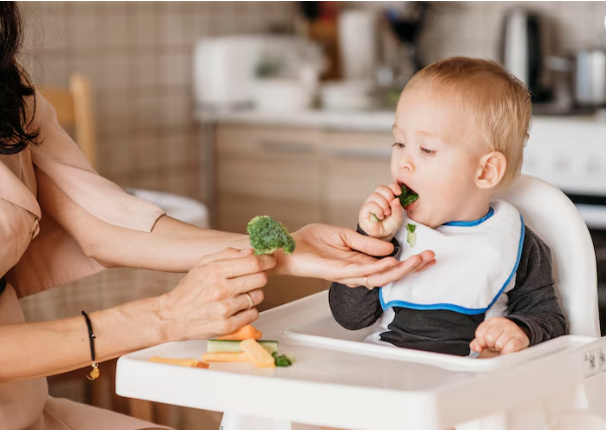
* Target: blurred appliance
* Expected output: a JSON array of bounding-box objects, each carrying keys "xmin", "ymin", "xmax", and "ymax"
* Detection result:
[
  {"xmin": 385, "ymin": 2, "xmax": 430, "ymax": 79},
  {"xmin": 574, "ymin": 49, "xmax": 606, "ymax": 108},
  {"xmin": 194, "ymin": 36, "xmax": 267, "ymax": 111},
  {"xmin": 500, "ymin": 8, "xmax": 553, "ymax": 102},
  {"xmin": 320, "ymin": 80, "xmax": 376, "ymax": 111},
  {"xmin": 194, "ymin": 36, "xmax": 324, "ymax": 112},
  {"xmin": 338, "ymin": 10, "xmax": 377, "ymax": 81}
]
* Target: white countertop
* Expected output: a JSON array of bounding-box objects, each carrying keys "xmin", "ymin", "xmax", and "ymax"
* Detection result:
[
  {"xmin": 197, "ymin": 108, "xmax": 396, "ymax": 132},
  {"xmin": 197, "ymin": 107, "xmax": 606, "ymax": 132}
]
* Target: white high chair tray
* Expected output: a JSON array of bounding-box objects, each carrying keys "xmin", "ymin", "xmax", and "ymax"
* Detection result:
[
  {"xmin": 283, "ymin": 292, "xmax": 584, "ymax": 372},
  {"xmin": 116, "ymin": 292, "xmax": 604, "ymax": 430}
]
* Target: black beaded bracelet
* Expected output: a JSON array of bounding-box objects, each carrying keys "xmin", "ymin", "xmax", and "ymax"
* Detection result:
[{"xmin": 81, "ymin": 311, "xmax": 99, "ymax": 380}]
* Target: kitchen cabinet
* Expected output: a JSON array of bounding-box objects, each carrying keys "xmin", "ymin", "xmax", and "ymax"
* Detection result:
[
  {"xmin": 322, "ymin": 131, "xmax": 393, "ymax": 229},
  {"xmin": 215, "ymin": 124, "xmax": 394, "ymax": 310},
  {"xmin": 216, "ymin": 125, "xmax": 327, "ymax": 310}
]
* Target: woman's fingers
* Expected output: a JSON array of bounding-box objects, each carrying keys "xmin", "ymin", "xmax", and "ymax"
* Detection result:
[
  {"xmin": 342, "ymin": 228, "xmax": 396, "ymax": 258},
  {"xmin": 412, "ymin": 252, "xmax": 437, "ymax": 273},
  {"xmin": 213, "ymin": 254, "xmax": 277, "ymax": 279},
  {"xmin": 228, "ymin": 271, "xmax": 270, "ymax": 295},
  {"xmin": 222, "ymin": 308, "xmax": 260, "ymax": 336},
  {"xmin": 364, "ymin": 254, "xmax": 429, "ymax": 287},
  {"xmin": 195, "ymin": 247, "xmax": 252, "ymax": 267},
  {"xmin": 337, "ymin": 253, "xmax": 427, "ymax": 288},
  {"xmin": 221, "ymin": 288, "xmax": 265, "ymax": 317}
]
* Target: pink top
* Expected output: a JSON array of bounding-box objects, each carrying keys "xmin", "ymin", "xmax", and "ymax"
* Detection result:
[{"xmin": 0, "ymin": 90, "xmax": 171, "ymax": 429}]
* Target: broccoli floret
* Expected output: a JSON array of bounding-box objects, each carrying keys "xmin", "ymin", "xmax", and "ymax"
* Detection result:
[
  {"xmin": 247, "ymin": 216, "xmax": 296, "ymax": 255},
  {"xmin": 398, "ymin": 185, "xmax": 418, "ymax": 207}
]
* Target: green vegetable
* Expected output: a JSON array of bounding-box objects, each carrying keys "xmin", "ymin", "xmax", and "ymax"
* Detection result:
[
  {"xmin": 207, "ymin": 339, "xmax": 279, "ymax": 355},
  {"xmin": 398, "ymin": 185, "xmax": 418, "ymax": 207},
  {"xmin": 406, "ymin": 223, "xmax": 417, "ymax": 247},
  {"xmin": 370, "ymin": 185, "xmax": 419, "ymax": 221},
  {"xmin": 247, "ymin": 216, "xmax": 296, "ymax": 255},
  {"xmin": 272, "ymin": 351, "xmax": 294, "ymax": 367},
  {"xmin": 283, "ymin": 353, "xmax": 296, "ymax": 364}
]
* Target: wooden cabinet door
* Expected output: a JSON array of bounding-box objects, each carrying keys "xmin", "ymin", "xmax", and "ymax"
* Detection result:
[
  {"xmin": 215, "ymin": 125, "xmax": 327, "ymax": 309},
  {"xmin": 216, "ymin": 125, "xmax": 324, "ymax": 233},
  {"xmin": 322, "ymin": 131, "xmax": 394, "ymax": 230}
]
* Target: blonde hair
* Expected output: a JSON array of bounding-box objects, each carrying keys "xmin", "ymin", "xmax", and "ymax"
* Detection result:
[{"xmin": 404, "ymin": 57, "xmax": 531, "ymax": 186}]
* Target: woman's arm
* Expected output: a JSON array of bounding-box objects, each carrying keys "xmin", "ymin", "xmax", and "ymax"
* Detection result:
[
  {"xmin": 39, "ymin": 170, "xmax": 436, "ymax": 283},
  {"xmin": 0, "ymin": 248, "xmax": 273, "ymax": 382},
  {"xmin": 38, "ymin": 170, "xmax": 249, "ymax": 272}
]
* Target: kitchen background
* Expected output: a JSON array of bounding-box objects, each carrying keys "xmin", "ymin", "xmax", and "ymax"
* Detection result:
[{"xmin": 15, "ymin": 1, "xmax": 606, "ymax": 429}]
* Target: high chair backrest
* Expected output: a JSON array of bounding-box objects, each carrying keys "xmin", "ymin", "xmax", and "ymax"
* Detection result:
[
  {"xmin": 496, "ymin": 174, "xmax": 600, "ymax": 337},
  {"xmin": 38, "ymin": 74, "xmax": 97, "ymax": 169}
]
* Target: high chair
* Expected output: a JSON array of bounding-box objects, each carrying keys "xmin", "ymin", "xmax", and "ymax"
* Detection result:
[{"xmin": 115, "ymin": 175, "xmax": 606, "ymax": 430}]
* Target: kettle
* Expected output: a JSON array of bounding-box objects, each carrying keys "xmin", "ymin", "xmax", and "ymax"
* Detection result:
[{"xmin": 500, "ymin": 8, "xmax": 553, "ymax": 102}]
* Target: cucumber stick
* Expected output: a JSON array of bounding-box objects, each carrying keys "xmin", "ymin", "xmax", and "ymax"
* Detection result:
[
  {"xmin": 406, "ymin": 223, "xmax": 417, "ymax": 248},
  {"xmin": 207, "ymin": 339, "xmax": 278, "ymax": 355}
]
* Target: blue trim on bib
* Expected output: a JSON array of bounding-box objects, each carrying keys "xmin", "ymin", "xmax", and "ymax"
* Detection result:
[
  {"xmin": 380, "ymin": 215, "xmax": 526, "ymax": 315},
  {"xmin": 442, "ymin": 207, "xmax": 494, "ymax": 227}
]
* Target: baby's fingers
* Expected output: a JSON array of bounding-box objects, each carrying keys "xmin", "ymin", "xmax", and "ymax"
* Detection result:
[
  {"xmin": 375, "ymin": 185, "xmax": 397, "ymax": 205},
  {"xmin": 362, "ymin": 201, "xmax": 386, "ymax": 221},
  {"xmin": 366, "ymin": 193, "xmax": 392, "ymax": 217},
  {"xmin": 500, "ymin": 335, "xmax": 530, "ymax": 355},
  {"xmin": 390, "ymin": 198, "xmax": 404, "ymax": 224},
  {"xmin": 387, "ymin": 182, "xmax": 402, "ymax": 196},
  {"xmin": 469, "ymin": 338, "xmax": 483, "ymax": 353}
]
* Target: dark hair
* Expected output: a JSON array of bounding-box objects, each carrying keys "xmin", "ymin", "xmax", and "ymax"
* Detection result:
[{"xmin": 0, "ymin": 2, "xmax": 39, "ymax": 155}]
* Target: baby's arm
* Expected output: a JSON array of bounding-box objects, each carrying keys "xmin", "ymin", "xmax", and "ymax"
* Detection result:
[
  {"xmin": 501, "ymin": 227, "xmax": 567, "ymax": 343},
  {"xmin": 329, "ymin": 226, "xmax": 401, "ymax": 329},
  {"xmin": 471, "ymin": 227, "xmax": 566, "ymax": 354},
  {"xmin": 329, "ymin": 282, "xmax": 382, "ymax": 330}
]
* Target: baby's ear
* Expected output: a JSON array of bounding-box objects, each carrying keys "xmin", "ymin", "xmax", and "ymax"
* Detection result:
[{"xmin": 475, "ymin": 151, "xmax": 507, "ymax": 190}]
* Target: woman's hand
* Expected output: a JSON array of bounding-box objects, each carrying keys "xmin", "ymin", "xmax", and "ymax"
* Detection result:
[
  {"xmin": 470, "ymin": 317, "xmax": 530, "ymax": 355},
  {"xmin": 275, "ymin": 224, "xmax": 435, "ymax": 288},
  {"xmin": 156, "ymin": 248, "xmax": 276, "ymax": 342},
  {"xmin": 358, "ymin": 184, "xmax": 404, "ymax": 241}
]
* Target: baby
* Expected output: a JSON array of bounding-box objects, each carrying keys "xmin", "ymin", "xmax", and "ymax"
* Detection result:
[{"xmin": 329, "ymin": 57, "xmax": 567, "ymax": 357}]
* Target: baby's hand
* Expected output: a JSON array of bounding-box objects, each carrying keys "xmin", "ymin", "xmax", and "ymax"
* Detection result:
[
  {"xmin": 358, "ymin": 183, "xmax": 404, "ymax": 241},
  {"xmin": 470, "ymin": 317, "xmax": 530, "ymax": 355}
]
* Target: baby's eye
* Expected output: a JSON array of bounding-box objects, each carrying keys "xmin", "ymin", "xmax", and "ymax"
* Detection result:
[
  {"xmin": 392, "ymin": 142, "xmax": 405, "ymax": 149},
  {"xmin": 421, "ymin": 147, "xmax": 435, "ymax": 155}
]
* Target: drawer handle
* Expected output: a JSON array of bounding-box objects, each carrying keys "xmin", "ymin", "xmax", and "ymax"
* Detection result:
[
  {"xmin": 329, "ymin": 148, "xmax": 392, "ymax": 160},
  {"xmin": 258, "ymin": 140, "xmax": 314, "ymax": 155}
]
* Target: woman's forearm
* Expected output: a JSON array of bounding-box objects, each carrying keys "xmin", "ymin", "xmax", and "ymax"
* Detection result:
[
  {"xmin": 93, "ymin": 215, "xmax": 250, "ymax": 272},
  {"xmin": 0, "ymin": 297, "xmax": 164, "ymax": 382},
  {"xmin": 38, "ymin": 174, "xmax": 250, "ymax": 272}
]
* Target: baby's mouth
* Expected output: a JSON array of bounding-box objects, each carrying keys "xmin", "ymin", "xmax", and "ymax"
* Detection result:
[{"xmin": 397, "ymin": 181, "xmax": 419, "ymax": 208}]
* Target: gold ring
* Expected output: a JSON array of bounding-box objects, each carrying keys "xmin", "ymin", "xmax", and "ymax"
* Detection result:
[
  {"xmin": 244, "ymin": 292, "xmax": 254, "ymax": 310},
  {"xmin": 364, "ymin": 277, "xmax": 372, "ymax": 290}
]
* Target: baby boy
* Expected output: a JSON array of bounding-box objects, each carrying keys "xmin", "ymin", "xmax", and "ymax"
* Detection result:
[{"xmin": 329, "ymin": 57, "xmax": 566, "ymax": 357}]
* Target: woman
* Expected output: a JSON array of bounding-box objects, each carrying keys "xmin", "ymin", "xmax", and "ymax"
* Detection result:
[{"xmin": 0, "ymin": 4, "xmax": 435, "ymax": 430}]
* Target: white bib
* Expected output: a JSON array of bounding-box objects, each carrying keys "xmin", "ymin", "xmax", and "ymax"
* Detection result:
[{"xmin": 379, "ymin": 200, "xmax": 525, "ymax": 315}]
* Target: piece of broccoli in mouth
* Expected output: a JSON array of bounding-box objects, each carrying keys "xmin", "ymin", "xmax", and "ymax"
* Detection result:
[
  {"xmin": 369, "ymin": 185, "xmax": 419, "ymax": 222},
  {"xmin": 398, "ymin": 185, "xmax": 419, "ymax": 207},
  {"xmin": 247, "ymin": 215, "xmax": 296, "ymax": 255}
]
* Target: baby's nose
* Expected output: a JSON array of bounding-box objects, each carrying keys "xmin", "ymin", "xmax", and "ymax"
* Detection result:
[{"xmin": 401, "ymin": 157, "xmax": 415, "ymax": 173}]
